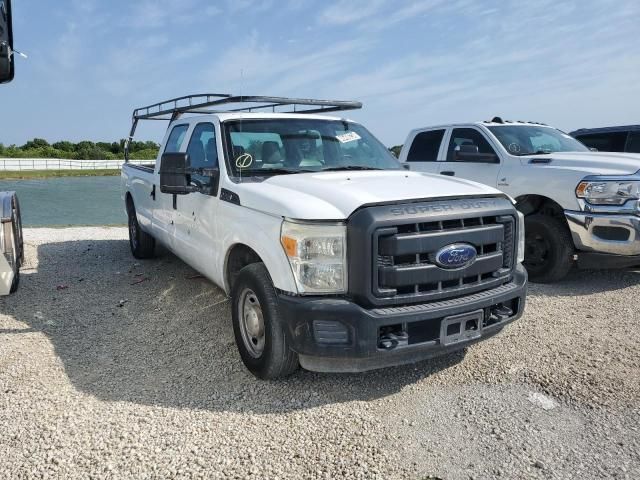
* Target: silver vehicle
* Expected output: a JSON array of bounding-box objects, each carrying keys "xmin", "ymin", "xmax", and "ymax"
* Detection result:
[{"xmin": 0, "ymin": 191, "xmax": 23, "ymax": 295}]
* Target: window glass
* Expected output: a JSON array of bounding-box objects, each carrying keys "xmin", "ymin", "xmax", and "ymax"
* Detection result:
[
  {"xmin": 186, "ymin": 123, "xmax": 217, "ymax": 169},
  {"xmin": 575, "ymin": 132, "xmax": 628, "ymax": 152},
  {"xmin": 627, "ymin": 132, "xmax": 640, "ymax": 153},
  {"xmin": 489, "ymin": 126, "xmax": 589, "ymax": 155},
  {"xmin": 185, "ymin": 123, "xmax": 217, "ymax": 188},
  {"xmin": 164, "ymin": 124, "xmax": 189, "ymax": 153},
  {"xmin": 407, "ymin": 130, "xmax": 445, "ymax": 162},
  {"xmin": 446, "ymin": 128, "xmax": 497, "ymax": 162},
  {"xmin": 224, "ymin": 119, "xmax": 400, "ymax": 177}
]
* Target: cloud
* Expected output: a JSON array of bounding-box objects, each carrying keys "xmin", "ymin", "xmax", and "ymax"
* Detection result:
[
  {"xmin": 128, "ymin": 0, "xmax": 221, "ymax": 28},
  {"xmin": 319, "ymin": 0, "xmax": 386, "ymax": 26}
]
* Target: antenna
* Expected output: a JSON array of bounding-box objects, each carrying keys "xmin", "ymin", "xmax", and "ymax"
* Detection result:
[{"xmin": 0, "ymin": 41, "xmax": 27, "ymax": 58}]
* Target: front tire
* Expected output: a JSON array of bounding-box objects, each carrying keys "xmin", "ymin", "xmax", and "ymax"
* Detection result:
[
  {"xmin": 523, "ymin": 214, "xmax": 573, "ymax": 283},
  {"xmin": 127, "ymin": 201, "xmax": 155, "ymax": 259},
  {"xmin": 231, "ymin": 263, "xmax": 299, "ymax": 379}
]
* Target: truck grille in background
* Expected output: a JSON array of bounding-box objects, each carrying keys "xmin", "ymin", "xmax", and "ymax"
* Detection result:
[{"xmin": 374, "ymin": 215, "xmax": 515, "ymax": 304}]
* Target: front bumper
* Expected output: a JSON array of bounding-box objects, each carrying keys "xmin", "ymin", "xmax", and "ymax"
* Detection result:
[
  {"xmin": 277, "ymin": 265, "xmax": 527, "ymax": 373},
  {"xmin": 565, "ymin": 210, "xmax": 640, "ymax": 256}
]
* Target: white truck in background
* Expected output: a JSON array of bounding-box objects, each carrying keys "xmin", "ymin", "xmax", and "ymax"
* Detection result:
[
  {"xmin": 399, "ymin": 118, "xmax": 640, "ymax": 282},
  {"xmin": 121, "ymin": 95, "xmax": 527, "ymax": 379}
]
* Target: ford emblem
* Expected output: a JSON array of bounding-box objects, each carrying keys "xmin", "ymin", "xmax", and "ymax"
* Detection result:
[{"xmin": 434, "ymin": 243, "xmax": 477, "ymax": 269}]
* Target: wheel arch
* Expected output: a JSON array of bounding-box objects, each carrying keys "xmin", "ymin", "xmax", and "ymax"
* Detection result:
[
  {"xmin": 125, "ymin": 191, "xmax": 134, "ymax": 212},
  {"xmin": 225, "ymin": 243, "xmax": 265, "ymax": 294},
  {"xmin": 515, "ymin": 194, "xmax": 565, "ymax": 219}
]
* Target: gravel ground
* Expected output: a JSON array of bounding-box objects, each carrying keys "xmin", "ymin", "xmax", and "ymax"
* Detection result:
[{"xmin": 1, "ymin": 227, "xmax": 639, "ymax": 479}]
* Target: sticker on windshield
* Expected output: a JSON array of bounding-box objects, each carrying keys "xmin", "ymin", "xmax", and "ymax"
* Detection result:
[
  {"xmin": 235, "ymin": 153, "xmax": 253, "ymax": 168},
  {"xmin": 335, "ymin": 132, "xmax": 361, "ymax": 143},
  {"xmin": 508, "ymin": 143, "xmax": 521, "ymax": 154}
]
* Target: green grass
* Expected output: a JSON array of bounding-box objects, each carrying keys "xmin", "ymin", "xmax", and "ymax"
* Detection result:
[{"xmin": 0, "ymin": 169, "xmax": 121, "ymax": 180}]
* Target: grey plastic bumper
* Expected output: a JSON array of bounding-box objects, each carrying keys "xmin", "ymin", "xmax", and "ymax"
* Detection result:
[
  {"xmin": 565, "ymin": 210, "xmax": 640, "ymax": 256},
  {"xmin": 277, "ymin": 266, "xmax": 527, "ymax": 373}
]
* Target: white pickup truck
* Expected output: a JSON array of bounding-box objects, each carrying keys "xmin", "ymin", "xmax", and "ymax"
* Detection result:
[
  {"xmin": 399, "ymin": 118, "xmax": 640, "ymax": 282},
  {"xmin": 122, "ymin": 95, "xmax": 527, "ymax": 379}
]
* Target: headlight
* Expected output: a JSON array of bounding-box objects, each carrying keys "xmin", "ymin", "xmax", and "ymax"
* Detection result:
[
  {"xmin": 517, "ymin": 211, "xmax": 525, "ymax": 264},
  {"xmin": 280, "ymin": 220, "xmax": 347, "ymax": 294},
  {"xmin": 576, "ymin": 180, "xmax": 640, "ymax": 205}
]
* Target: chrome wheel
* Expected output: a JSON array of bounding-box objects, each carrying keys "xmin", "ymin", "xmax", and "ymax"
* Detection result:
[{"xmin": 238, "ymin": 288, "xmax": 265, "ymax": 358}]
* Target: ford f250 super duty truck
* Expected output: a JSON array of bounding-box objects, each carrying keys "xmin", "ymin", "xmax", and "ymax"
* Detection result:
[
  {"xmin": 400, "ymin": 118, "xmax": 640, "ymax": 283},
  {"xmin": 122, "ymin": 95, "xmax": 527, "ymax": 379}
]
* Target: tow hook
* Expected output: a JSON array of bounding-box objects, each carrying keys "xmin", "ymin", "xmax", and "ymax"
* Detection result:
[
  {"xmin": 378, "ymin": 331, "xmax": 408, "ymax": 350},
  {"xmin": 490, "ymin": 305, "xmax": 513, "ymax": 322}
]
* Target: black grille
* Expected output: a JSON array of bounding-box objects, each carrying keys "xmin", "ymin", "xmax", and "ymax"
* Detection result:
[
  {"xmin": 374, "ymin": 215, "xmax": 515, "ymax": 303},
  {"xmin": 347, "ymin": 196, "xmax": 518, "ymax": 308}
]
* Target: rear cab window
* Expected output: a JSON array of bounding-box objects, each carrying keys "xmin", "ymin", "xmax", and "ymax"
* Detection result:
[
  {"xmin": 164, "ymin": 124, "xmax": 190, "ymax": 153},
  {"xmin": 407, "ymin": 129, "xmax": 445, "ymax": 162}
]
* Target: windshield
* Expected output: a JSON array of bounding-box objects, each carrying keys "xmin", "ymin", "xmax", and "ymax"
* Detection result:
[
  {"xmin": 223, "ymin": 119, "xmax": 401, "ymax": 178},
  {"xmin": 487, "ymin": 125, "xmax": 589, "ymax": 155}
]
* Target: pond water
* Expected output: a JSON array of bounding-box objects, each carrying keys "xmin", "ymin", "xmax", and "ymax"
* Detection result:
[{"xmin": 0, "ymin": 176, "xmax": 125, "ymax": 226}]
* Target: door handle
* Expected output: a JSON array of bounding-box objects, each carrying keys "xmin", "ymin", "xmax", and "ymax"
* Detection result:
[
  {"xmin": 440, "ymin": 171, "xmax": 455, "ymax": 176},
  {"xmin": 150, "ymin": 184, "xmax": 156, "ymax": 201}
]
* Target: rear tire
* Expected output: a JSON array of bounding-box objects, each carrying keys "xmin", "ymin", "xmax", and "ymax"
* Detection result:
[
  {"xmin": 523, "ymin": 214, "xmax": 573, "ymax": 283},
  {"xmin": 127, "ymin": 201, "xmax": 155, "ymax": 259},
  {"xmin": 8, "ymin": 195, "xmax": 22, "ymax": 294},
  {"xmin": 231, "ymin": 263, "xmax": 299, "ymax": 379}
]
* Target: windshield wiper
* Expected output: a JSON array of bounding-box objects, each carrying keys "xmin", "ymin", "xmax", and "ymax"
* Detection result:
[
  {"xmin": 319, "ymin": 166, "xmax": 385, "ymax": 172},
  {"xmin": 527, "ymin": 150, "xmax": 553, "ymax": 156}
]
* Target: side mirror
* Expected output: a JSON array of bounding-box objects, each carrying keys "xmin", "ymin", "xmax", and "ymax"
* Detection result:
[
  {"xmin": 159, "ymin": 153, "xmax": 198, "ymax": 195},
  {"xmin": 454, "ymin": 144, "xmax": 498, "ymax": 163},
  {"xmin": 456, "ymin": 144, "xmax": 479, "ymax": 155},
  {"xmin": 589, "ymin": 147, "xmax": 598, "ymax": 152},
  {"xmin": 402, "ymin": 163, "xmax": 410, "ymax": 170},
  {"xmin": 0, "ymin": 0, "xmax": 15, "ymax": 84}
]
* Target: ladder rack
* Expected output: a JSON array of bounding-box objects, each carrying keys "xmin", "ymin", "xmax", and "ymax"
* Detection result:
[{"xmin": 125, "ymin": 94, "xmax": 362, "ymax": 161}]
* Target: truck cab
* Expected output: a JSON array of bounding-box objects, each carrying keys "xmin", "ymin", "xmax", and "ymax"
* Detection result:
[
  {"xmin": 122, "ymin": 96, "xmax": 527, "ymax": 379},
  {"xmin": 400, "ymin": 119, "xmax": 640, "ymax": 282}
]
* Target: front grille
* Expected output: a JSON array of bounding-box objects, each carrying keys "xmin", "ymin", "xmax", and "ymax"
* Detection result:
[
  {"xmin": 347, "ymin": 196, "xmax": 518, "ymax": 308},
  {"xmin": 375, "ymin": 215, "xmax": 515, "ymax": 303}
]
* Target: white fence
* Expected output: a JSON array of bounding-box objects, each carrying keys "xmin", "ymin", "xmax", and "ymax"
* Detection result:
[{"xmin": 0, "ymin": 158, "xmax": 151, "ymax": 171}]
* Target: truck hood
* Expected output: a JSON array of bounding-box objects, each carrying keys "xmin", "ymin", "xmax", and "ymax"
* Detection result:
[
  {"xmin": 522, "ymin": 151, "xmax": 640, "ymax": 176},
  {"xmin": 232, "ymin": 170, "xmax": 502, "ymax": 220}
]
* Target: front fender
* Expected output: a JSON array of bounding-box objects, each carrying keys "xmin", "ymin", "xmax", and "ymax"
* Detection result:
[{"xmin": 217, "ymin": 202, "xmax": 297, "ymax": 295}]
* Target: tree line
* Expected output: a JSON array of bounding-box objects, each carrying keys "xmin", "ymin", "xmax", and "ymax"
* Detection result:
[
  {"xmin": 0, "ymin": 137, "xmax": 404, "ymax": 160},
  {"xmin": 0, "ymin": 138, "xmax": 159, "ymax": 160}
]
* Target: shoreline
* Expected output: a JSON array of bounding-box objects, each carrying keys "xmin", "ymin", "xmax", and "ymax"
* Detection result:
[{"xmin": 0, "ymin": 169, "xmax": 121, "ymax": 180}]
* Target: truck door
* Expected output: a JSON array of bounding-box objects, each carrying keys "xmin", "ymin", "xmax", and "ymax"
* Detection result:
[
  {"xmin": 152, "ymin": 123, "xmax": 190, "ymax": 246},
  {"xmin": 439, "ymin": 127, "xmax": 502, "ymax": 188},
  {"xmin": 402, "ymin": 128, "xmax": 446, "ymax": 174},
  {"xmin": 173, "ymin": 121, "xmax": 220, "ymax": 275}
]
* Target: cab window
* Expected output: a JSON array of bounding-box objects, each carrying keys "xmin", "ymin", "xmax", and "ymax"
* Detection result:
[
  {"xmin": 407, "ymin": 130, "xmax": 445, "ymax": 162},
  {"xmin": 186, "ymin": 123, "xmax": 218, "ymax": 187},
  {"xmin": 575, "ymin": 132, "xmax": 628, "ymax": 152},
  {"xmin": 164, "ymin": 124, "xmax": 189, "ymax": 153},
  {"xmin": 627, "ymin": 132, "xmax": 640, "ymax": 153},
  {"xmin": 446, "ymin": 128, "xmax": 498, "ymax": 163}
]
